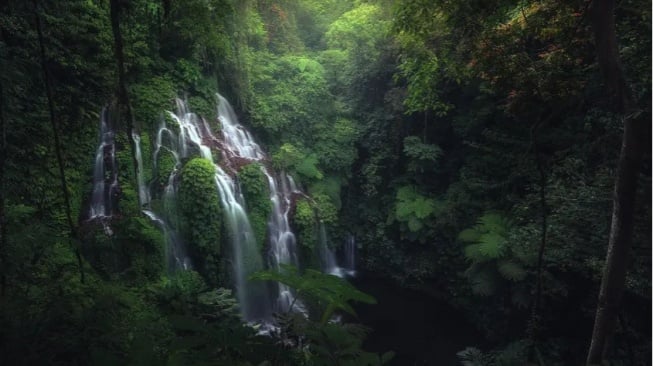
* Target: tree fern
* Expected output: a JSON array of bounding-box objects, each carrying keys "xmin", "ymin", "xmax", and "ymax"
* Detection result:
[
  {"xmin": 457, "ymin": 347, "xmax": 488, "ymax": 366},
  {"xmin": 459, "ymin": 213, "xmax": 510, "ymax": 262},
  {"xmin": 459, "ymin": 212, "xmax": 530, "ymax": 301},
  {"xmin": 477, "ymin": 232, "xmax": 506, "ymax": 259},
  {"xmin": 394, "ymin": 185, "xmax": 441, "ymax": 233},
  {"xmin": 497, "ymin": 259, "xmax": 527, "ymax": 282}
]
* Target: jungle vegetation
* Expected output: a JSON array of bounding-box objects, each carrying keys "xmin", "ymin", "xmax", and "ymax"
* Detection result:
[{"xmin": 0, "ymin": 0, "xmax": 650, "ymax": 365}]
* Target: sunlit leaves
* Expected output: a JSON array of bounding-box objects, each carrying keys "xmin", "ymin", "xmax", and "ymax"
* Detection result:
[{"xmin": 325, "ymin": 4, "xmax": 388, "ymax": 54}]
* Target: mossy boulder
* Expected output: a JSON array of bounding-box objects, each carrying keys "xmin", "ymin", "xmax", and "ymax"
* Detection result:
[
  {"xmin": 237, "ymin": 163, "xmax": 271, "ymax": 249},
  {"xmin": 178, "ymin": 158, "xmax": 222, "ymax": 285}
]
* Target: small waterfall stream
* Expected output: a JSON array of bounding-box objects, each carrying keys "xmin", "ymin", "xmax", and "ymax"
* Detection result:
[
  {"xmin": 132, "ymin": 131, "xmax": 150, "ymax": 207},
  {"xmin": 89, "ymin": 107, "xmax": 118, "ymax": 219},
  {"xmin": 343, "ymin": 234, "xmax": 356, "ymax": 277}
]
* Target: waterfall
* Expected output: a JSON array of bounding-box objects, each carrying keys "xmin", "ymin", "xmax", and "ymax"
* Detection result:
[
  {"xmin": 89, "ymin": 107, "xmax": 118, "ymax": 223},
  {"xmin": 145, "ymin": 116, "xmax": 191, "ymax": 272},
  {"xmin": 167, "ymin": 98, "xmax": 270, "ymax": 321},
  {"xmin": 132, "ymin": 131, "xmax": 150, "ymax": 207},
  {"xmin": 317, "ymin": 222, "xmax": 342, "ymax": 277},
  {"xmin": 264, "ymin": 171, "xmax": 304, "ymax": 313},
  {"xmin": 343, "ymin": 235, "xmax": 356, "ymax": 277},
  {"xmin": 216, "ymin": 94, "xmax": 307, "ymax": 314},
  {"xmin": 89, "ymin": 94, "xmax": 346, "ymax": 322}
]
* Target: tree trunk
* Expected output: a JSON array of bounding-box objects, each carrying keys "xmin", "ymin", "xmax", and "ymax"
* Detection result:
[
  {"xmin": 528, "ymin": 117, "xmax": 548, "ymax": 348},
  {"xmin": 0, "ymin": 77, "xmax": 7, "ymax": 297},
  {"xmin": 586, "ymin": 0, "xmax": 646, "ymax": 364},
  {"xmin": 32, "ymin": 0, "xmax": 84, "ymax": 283},
  {"xmin": 109, "ymin": 0, "xmax": 139, "ymax": 186}
]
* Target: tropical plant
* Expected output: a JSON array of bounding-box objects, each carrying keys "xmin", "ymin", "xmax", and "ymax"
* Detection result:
[{"xmin": 458, "ymin": 213, "xmax": 530, "ymax": 305}]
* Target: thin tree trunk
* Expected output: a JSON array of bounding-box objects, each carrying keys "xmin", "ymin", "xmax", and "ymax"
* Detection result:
[
  {"xmin": 110, "ymin": 0, "xmax": 139, "ymax": 187},
  {"xmin": 0, "ymin": 77, "xmax": 7, "ymax": 297},
  {"xmin": 586, "ymin": 0, "xmax": 646, "ymax": 364},
  {"xmin": 528, "ymin": 117, "xmax": 548, "ymax": 347},
  {"xmin": 33, "ymin": 0, "xmax": 84, "ymax": 283}
]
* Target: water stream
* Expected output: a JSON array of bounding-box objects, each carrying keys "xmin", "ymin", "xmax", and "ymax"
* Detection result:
[{"xmin": 89, "ymin": 107, "xmax": 118, "ymax": 220}]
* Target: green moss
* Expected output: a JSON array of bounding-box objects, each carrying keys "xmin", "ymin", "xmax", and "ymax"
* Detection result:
[
  {"xmin": 80, "ymin": 216, "xmax": 165, "ymax": 282},
  {"xmin": 293, "ymin": 198, "xmax": 318, "ymax": 250},
  {"xmin": 237, "ymin": 163, "xmax": 271, "ymax": 248},
  {"xmin": 131, "ymin": 76, "xmax": 176, "ymax": 129},
  {"xmin": 312, "ymin": 193, "xmax": 338, "ymax": 225},
  {"xmin": 155, "ymin": 148, "xmax": 178, "ymax": 188},
  {"xmin": 115, "ymin": 216, "xmax": 166, "ymax": 281},
  {"xmin": 115, "ymin": 134, "xmax": 139, "ymax": 217},
  {"xmin": 188, "ymin": 95, "xmax": 215, "ymax": 122},
  {"xmin": 178, "ymin": 158, "xmax": 222, "ymax": 286}
]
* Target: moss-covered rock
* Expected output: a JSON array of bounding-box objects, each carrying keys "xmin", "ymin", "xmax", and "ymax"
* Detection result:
[
  {"xmin": 237, "ymin": 163, "xmax": 271, "ymax": 249},
  {"xmin": 115, "ymin": 133, "xmax": 139, "ymax": 217},
  {"xmin": 293, "ymin": 198, "xmax": 318, "ymax": 250},
  {"xmin": 80, "ymin": 216, "xmax": 165, "ymax": 282},
  {"xmin": 178, "ymin": 158, "xmax": 222, "ymax": 285},
  {"xmin": 291, "ymin": 197, "xmax": 323, "ymax": 270}
]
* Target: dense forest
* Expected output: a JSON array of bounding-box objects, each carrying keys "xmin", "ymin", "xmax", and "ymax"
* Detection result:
[{"xmin": 0, "ymin": 0, "xmax": 650, "ymax": 365}]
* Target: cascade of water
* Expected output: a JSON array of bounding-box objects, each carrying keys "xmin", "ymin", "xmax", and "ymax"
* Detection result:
[
  {"xmin": 132, "ymin": 131, "xmax": 150, "ymax": 207},
  {"xmin": 89, "ymin": 107, "xmax": 118, "ymax": 220},
  {"xmin": 148, "ymin": 117, "xmax": 190, "ymax": 272},
  {"xmin": 264, "ymin": 171, "xmax": 305, "ymax": 313},
  {"xmin": 216, "ymin": 94, "xmax": 308, "ymax": 314},
  {"xmin": 166, "ymin": 98, "xmax": 270, "ymax": 321},
  {"xmin": 317, "ymin": 222, "xmax": 342, "ymax": 277},
  {"xmin": 343, "ymin": 235, "xmax": 356, "ymax": 277},
  {"xmin": 217, "ymin": 94, "xmax": 265, "ymax": 159},
  {"xmin": 142, "ymin": 209, "xmax": 190, "ymax": 270}
]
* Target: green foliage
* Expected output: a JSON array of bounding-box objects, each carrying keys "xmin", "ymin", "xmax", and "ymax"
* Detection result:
[
  {"xmin": 305, "ymin": 322, "xmax": 395, "ymax": 366},
  {"xmin": 394, "ymin": 29, "xmax": 454, "ymax": 114},
  {"xmin": 178, "ymin": 158, "xmax": 222, "ymax": 285},
  {"xmin": 457, "ymin": 347, "xmax": 489, "ymax": 366},
  {"xmin": 250, "ymin": 264, "xmax": 392, "ymax": 365},
  {"xmin": 309, "ymin": 176, "xmax": 342, "ymax": 210},
  {"xmin": 131, "ymin": 76, "xmax": 176, "ymax": 129},
  {"xmin": 273, "ymin": 143, "xmax": 324, "ymax": 181},
  {"xmin": 313, "ymin": 193, "xmax": 339, "ymax": 225},
  {"xmin": 238, "ymin": 162, "xmax": 271, "ymax": 247},
  {"xmin": 325, "ymin": 4, "xmax": 388, "ymax": 57},
  {"xmin": 293, "ymin": 198, "xmax": 318, "ymax": 250},
  {"xmin": 314, "ymin": 118, "xmax": 359, "ymax": 173},
  {"xmin": 403, "ymin": 135, "xmax": 442, "ymax": 173},
  {"xmin": 458, "ymin": 213, "xmax": 530, "ymax": 301},
  {"xmin": 250, "ymin": 264, "xmax": 376, "ymax": 324},
  {"xmin": 457, "ymin": 341, "xmax": 530, "ymax": 366},
  {"xmin": 248, "ymin": 54, "xmax": 332, "ymax": 139},
  {"xmin": 394, "ymin": 185, "xmax": 441, "ymax": 233}
]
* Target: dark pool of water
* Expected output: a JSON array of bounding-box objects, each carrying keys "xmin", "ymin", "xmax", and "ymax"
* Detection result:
[{"xmin": 351, "ymin": 275, "xmax": 483, "ymax": 366}]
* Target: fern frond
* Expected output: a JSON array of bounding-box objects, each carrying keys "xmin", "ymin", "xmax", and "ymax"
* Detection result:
[
  {"xmin": 458, "ymin": 228, "xmax": 481, "ymax": 242},
  {"xmin": 464, "ymin": 244, "xmax": 487, "ymax": 262},
  {"xmin": 466, "ymin": 268, "xmax": 497, "ymax": 296},
  {"xmin": 477, "ymin": 232, "xmax": 505, "ymax": 259},
  {"xmin": 477, "ymin": 213, "xmax": 510, "ymax": 236},
  {"xmin": 457, "ymin": 347, "xmax": 487, "ymax": 366},
  {"xmin": 497, "ymin": 259, "xmax": 527, "ymax": 281}
]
